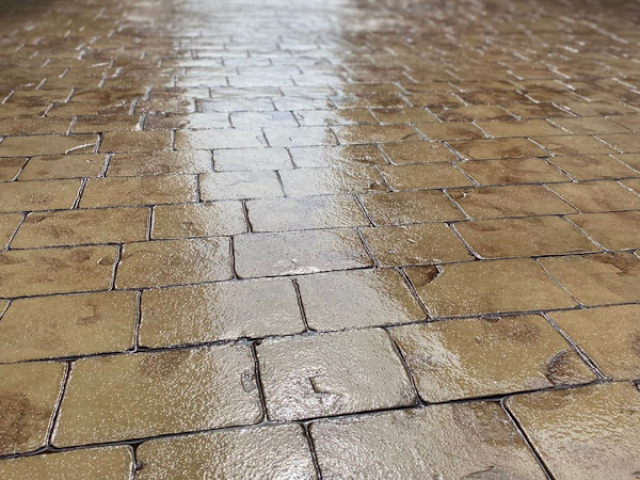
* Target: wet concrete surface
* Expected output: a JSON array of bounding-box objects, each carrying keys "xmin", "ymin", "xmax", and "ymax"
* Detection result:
[{"xmin": 1, "ymin": 0, "xmax": 640, "ymax": 477}]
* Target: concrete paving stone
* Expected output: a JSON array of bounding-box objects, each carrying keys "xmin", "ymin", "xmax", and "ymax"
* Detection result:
[
  {"xmin": 107, "ymin": 150, "xmax": 213, "ymax": 176},
  {"xmin": 151, "ymin": 201, "xmax": 246, "ymax": 239},
  {"xmin": 256, "ymin": 329, "xmax": 416, "ymax": 421},
  {"xmin": 115, "ymin": 238, "xmax": 233, "ymax": 288},
  {"xmin": 279, "ymin": 165, "xmax": 386, "ymax": 196},
  {"xmin": 234, "ymin": 228, "xmax": 372, "ymax": 278},
  {"xmin": 136, "ymin": 425, "xmax": 317, "ymax": 480},
  {"xmin": 139, "ymin": 279, "xmax": 305, "ymax": 347},
  {"xmin": 246, "ymin": 195, "xmax": 369, "ymax": 232},
  {"xmin": 455, "ymin": 216, "xmax": 599, "ymax": 258},
  {"xmin": 406, "ymin": 258, "xmax": 576, "ymax": 317},
  {"xmin": 548, "ymin": 180, "xmax": 640, "ymax": 213},
  {"xmin": 459, "ymin": 157, "xmax": 569, "ymax": 185},
  {"xmin": 540, "ymin": 253, "xmax": 640, "ymax": 306},
  {"xmin": 297, "ymin": 269, "xmax": 424, "ymax": 330},
  {"xmin": 311, "ymin": 402, "xmax": 547, "ymax": 479},
  {"xmin": 361, "ymin": 222, "xmax": 472, "ymax": 266},
  {"xmin": 0, "ymin": 179, "xmax": 81, "ymax": 213},
  {"xmin": 0, "ymin": 213, "xmax": 22, "ymax": 248},
  {"xmin": 0, "ymin": 362, "xmax": 66, "ymax": 455},
  {"xmin": 199, "ymin": 171, "xmax": 284, "ymax": 200},
  {"xmin": 80, "ymin": 175, "xmax": 197, "ymax": 207},
  {"xmin": 449, "ymin": 184, "xmax": 576, "ymax": 219},
  {"xmin": 360, "ymin": 190, "xmax": 465, "ymax": 225},
  {"xmin": 52, "ymin": 346, "xmax": 262, "ymax": 446},
  {"xmin": 567, "ymin": 211, "xmax": 640, "ymax": 250},
  {"xmin": 0, "ymin": 246, "xmax": 118, "ymax": 297},
  {"xmin": 3, "ymin": 0, "xmax": 640, "ymax": 472},
  {"xmin": 507, "ymin": 383, "xmax": 640, "ymax": 480},
  {"xmin": 19, "ymin": 154, "xmax": 106, "ymax": 180},
  {"xmin": 0, "ymin": 447, "xmax": 132, "ymax": 480},
  {"xmin": 12, "ymin": 208, "xmax": 149, "ymax": 248},
  {"xmin": 0, "ymin": 291, "xmax": 137, "ymax": 362},
  {"xmin": 391, "ymin": 315, "xmax": 595, "ymax": 402}
]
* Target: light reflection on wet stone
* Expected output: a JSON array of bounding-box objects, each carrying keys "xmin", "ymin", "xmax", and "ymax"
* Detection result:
[{"xmin": 1, "ymin": 0, "xmax": 640, "ymax": 476}]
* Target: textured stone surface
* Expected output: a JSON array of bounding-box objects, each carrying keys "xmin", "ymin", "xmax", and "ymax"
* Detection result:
[
  {"xmin": 3, "ymin": 0, "xmax": 640, "ymax": 473},
  {"xmin": 137, "ymin": 425, "xmax": 317, "ymax": 480},
  {"xmin": 52, "ymin": 346, "xmax": 262, "ymax": 446},
  {"xmin": 297, "ymin": 269, "xmax": 424, "ymax": 330},
  {"xmin": 507, "ymin": 383, "xmax": 640, "ymax": 480},
  {"xmin": 311, "ymin": 403, "xmax": 547, "ymax": 479},
  {"xmin": 140, "ymin": 280, "xmax": 304, "ymax": 347},
  {"xmin": 0, "ymin": 362, "xmax": 66, "ymax": 455},
  {"xmin": 0, "ymin": 292, "xmax": 137, "ymax": 362},
  {"xmin": 256, "ymin": 329, "xmax": 415, "ymax": 420},
  {"xmin": 0, "ymin": 447, "xmax": 133, "ymax": 480},
  {"xmin": 391, "ymin": 316, "xmax": 595, "ymax": 402}
]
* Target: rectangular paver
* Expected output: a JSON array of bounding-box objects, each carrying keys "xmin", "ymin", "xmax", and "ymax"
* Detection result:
[{"xmin": 52, "ymin": 346, "xmax": 262, "ymax": 447}]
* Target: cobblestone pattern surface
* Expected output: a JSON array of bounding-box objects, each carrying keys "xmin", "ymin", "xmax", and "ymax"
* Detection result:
[{"xmin": 1, "ymin": 0, "xmax": 640, "ymax": 478}]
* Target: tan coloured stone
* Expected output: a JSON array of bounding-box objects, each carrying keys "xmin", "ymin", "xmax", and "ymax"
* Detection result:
[
  {"xmin": 298, "ymin": 269, "xmax": 424, "ymax": 331},
  {"xmin": 533, "ymin": 135, "xmax": 617, "ymax": 156},
  {"xmin": 568, "ymin": 211, "xmax": 640, "ymax": 250},
  {"xmin": 455, "ymin": 216, "xmax": 599, "ymax": 258},
  {"xmin": 0, "ymin": 158, "xmax": 25, "ymax": 181},
  {"xmin": 0, "ymin": 179, "xmax": 80, "ymax": 213},
  {"xmin": 477, "ymin": 119, "xmax": 564, "ymax": 138},
  {"xmin": 449, "ymin": 185, "xmax": 575, "ymax": 219},
  {"xmin": 380, "ymin": 163, "xmax": 473, "ymax": 190},
  {"xmin": 449, "ymin": 138, "xmax": 547, "ymax": 160},
  {"xmin": 381, "ymin": 141, "xmax": 458, "ymax": 164},
  {"xmin": 234, "ymin": 229, "xmax": 372, "ymax": 278},
  {"xmin": 0, "ymin": 213, "xmax": 21, "ymax": 248},
  {"xmin": 256, "ymin": 329, "xmax": 416, "ymax": 421},
  {"xmin": 598, "ymin": 133, "xmax": 640, "ymax": 153},
  {"xmin": 0, "ymin": 135, "xmax": 97, "ymax": 157},
  {"xmin": 140, "ymin": 279, "xmax": 304, "ymax": 347},
  {"xmin": 108, "ymin": 151, "xmax": 212, "ymax": 176},
  {"xmin": 12, "ymin": 208, "xmax": 149, "ymax": 248},
  {"xmin": 551, "ymin": 305, "xmax": 640, "ymax": 380},
  {"xmin": 311, "ymin": 402, "xmax": 547, "ymax": 479},
  {"xmin": 0, "ymin": 246, "xmax": 117, "ymax": 297},
  {"xmin": 0, "ymin": 362, "xmax": 66, "ymax": 455},
  {"xmin": 460, "ymin": 158, "xmax": 569, "ymax": 185},
  {"xmin": 549, "ymin": 180, "xmax": 640, "ymax": 212},
  {"xmin": 549, "ymin": 155, "xmax": 638, "ymax": 180},
  {"xmin": 0, "ymin": 446, "xmax": 132, "ymax": 480},
  {"xmin": 137, "ymin": 425, "xmax": 317, "ymax": 480},
  {"xmin": 0, "ymin": 292, "xmax": 137, "ymax": 362},
  {"xmin": 507, "ymin": 383, "xmax": 640, "ymax": 480},
  {"xmin": 264, "ymin": 127, "xmax": 338, "ymax": 147},
  {"xmin": 152, "ymin": 202, "xmax": 246, "ymax": 239},
  {"xmin": 406, "ymin": 259, "xmax": 575, "ymax": 317},
  {"xmin": 99, "ymin": 131, "xmax": 171, "ymax": 152},
  {"xmin": 81, "ymin": 176, "xmax": 197, "ymax": 207},
  {"xmin": 116, "ymin": 238, "xmax": 232, "ymax": 288},
  {"xmin": 360, "ymin": 191, "xmax": 465, "ymax": 225},
  {"xmin": 361, "ymin": 222, "xmax": 471, "ymax": 266},
  {"xmin": 19, "ymin": 155, "xmax": 105, "ymax": 180},
  {"xmin": 289, "ymin": 145, "xmax": 385, "ymax": 168},
  {"xmin": 333, "ymin": 125, "xmax": 420, "ymax": 144},
  {"xmin": 53, "ymin": 346, "xmax": 262, "ymax": 446},
  {"xmin": 540, "ymin": 253, "xmax": 640, "ymax": 306},
  {"xmin": 391, "ymin": 316, "xmax": 594, "ymax": 402}
]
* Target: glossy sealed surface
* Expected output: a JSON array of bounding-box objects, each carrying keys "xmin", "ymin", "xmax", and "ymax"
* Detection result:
[{"xmin": 2, "ymin": 0, "xmax": 640, "ymax": 476}]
